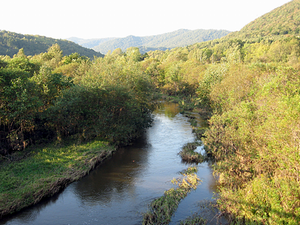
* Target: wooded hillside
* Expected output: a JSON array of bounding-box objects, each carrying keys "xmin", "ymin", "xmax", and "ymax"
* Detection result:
[
  {"xmin": 225, "ymin": 0, "xmax": 299, "ymax": 40},
  {"xmin": 69, "ymin": 29, "xmax": 231, "ymax": 54},
  {"xmin": 0, "ymin": 30, "xmax": 104, "ymax": 58}
]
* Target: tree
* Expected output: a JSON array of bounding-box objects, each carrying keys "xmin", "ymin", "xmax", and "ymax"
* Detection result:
[
  {"xmin": 111, "ymin": 48, "xmax": 123, "ymax": 56},
  {"xmin": 0, "ymin": 68, "xmax": 41, "ymax": 153},
  {"xmin": 42, "ymin": 44, "xmax": 63, "ymax": 69},
  {"xmin": 62, "ymin": 52, "xmax": 89, "ymax": 65},
  {"xmin": 7, "ymin": 52, "xmax": 39, "ymax": 76},
  {"xmin": 126, "ymin": 47, "xmax": 142, "ymax": 62}
]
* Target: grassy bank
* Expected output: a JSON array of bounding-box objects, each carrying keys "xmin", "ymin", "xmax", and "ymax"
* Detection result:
[{"xmin": 0, "ymin": 140, "xmax": 115, "ymax": 218}]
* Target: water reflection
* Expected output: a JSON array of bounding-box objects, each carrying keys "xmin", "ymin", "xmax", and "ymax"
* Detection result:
[
  {"xmin": 155, "ymin": 101, "xmax": 181, "ymax": 118},
  {"xmin": 73, "ymin": 141, "xmax": 150, "ymax": 205},
  {"xmin": 1, "ymin": 102, "xmax": 217, "ymax": 225}
]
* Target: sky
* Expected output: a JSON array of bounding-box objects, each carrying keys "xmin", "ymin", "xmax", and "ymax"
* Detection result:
[{"xmin": 1, "ymin": 0, "xmax": 292, "ymax": 40}]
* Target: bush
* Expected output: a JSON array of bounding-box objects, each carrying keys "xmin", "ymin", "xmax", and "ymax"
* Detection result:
[{"xmin": 203, "ymin": 65, "xmax": 300, "ymax": 223}]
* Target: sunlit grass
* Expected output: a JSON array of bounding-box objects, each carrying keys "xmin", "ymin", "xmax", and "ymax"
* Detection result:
[{"xmin": 0, "ymin": 140, "xmax": 115, "ymax": 217}]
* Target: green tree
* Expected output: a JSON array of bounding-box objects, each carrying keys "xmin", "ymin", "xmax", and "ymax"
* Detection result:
[
  {"xmin": 31, "ymin": 65, "xmax": 73, "ymax": 108},
  {"xmin": 62, "ymin": 52, "xmax": 89, "ymax": 65},
  {"xmin": 0, "ymin": 68, "xmax": 42, "ymax": 153},
  {"xmin": 41, "ymin": 44, "xmax": 63, "ymax": 69},
  {"xmin": 126, "ymin": 47, "xmax": 142, "ymax": 62},
  {"xmin": 7, "ymin": 55, "xmax": 39, "ymax": 76}
]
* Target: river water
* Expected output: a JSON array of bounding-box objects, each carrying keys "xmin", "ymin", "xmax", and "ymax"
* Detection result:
[{"xmin": 1, "ymin": 102, "xmax": 220, "ymax": 225}]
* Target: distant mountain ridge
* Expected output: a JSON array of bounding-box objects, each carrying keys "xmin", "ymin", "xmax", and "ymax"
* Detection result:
[
  {"xmin": 0, "ymin": 30, "xmax": 104, "ymax": 58},
  {"xmin": 67, "ymin": 37, "xmax": 116, "ymax": 49},
  {"xmin": 68, "ymin": 29, "xmax": 231, "ymax": 54}
]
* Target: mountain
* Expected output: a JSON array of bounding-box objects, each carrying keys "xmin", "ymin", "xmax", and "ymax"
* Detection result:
[
  {"xmin": 69, "ymin": 29, "xmax": 231, "ymax": 54},
  {"xmin": 225, "ymin": 0, "xmax": 299, "ymax": 40},
  {"xmin": 67, "ymin": 37, "xmax": 116, "ymax": 49},
  {"xmin": 141, "ymin": 29, "xmax": 230, "ymax": 47},
  {"xmin": 0, "ymin": 30, "xmax": 104, "ymax": 58}
]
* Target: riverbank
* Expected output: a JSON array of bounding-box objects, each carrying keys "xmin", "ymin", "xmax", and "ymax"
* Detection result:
[{"xmin": 0, "ymin": 139, "xmax": 115, "ymax": 218}]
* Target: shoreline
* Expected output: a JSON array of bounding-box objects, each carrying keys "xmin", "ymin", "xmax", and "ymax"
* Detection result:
[{"xmin": 0, "ymin": 140, "xmax": 116, "ymax": 218}]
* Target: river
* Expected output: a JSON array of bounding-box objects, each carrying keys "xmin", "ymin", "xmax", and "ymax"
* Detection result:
[{"xmin": 1, "ymin": 102, "xmax": 221, "ymax": 225}]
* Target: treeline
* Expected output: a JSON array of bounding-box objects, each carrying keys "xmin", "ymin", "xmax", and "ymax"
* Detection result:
[{"xmin": 0, "ymin": 44, "xmax": 154, "ymax": 155}]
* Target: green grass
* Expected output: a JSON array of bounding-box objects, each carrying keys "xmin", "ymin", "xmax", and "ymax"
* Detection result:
[
  {"xmin": 143, "ymin": 167, "xmax": 201, "ymax": 225},
  {"xmin": 0, "ymin": 140, "xmax": 115, "ymax": 217}
]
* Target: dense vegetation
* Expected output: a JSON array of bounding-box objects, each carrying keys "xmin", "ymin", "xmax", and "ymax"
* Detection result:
[
  {"xmin": 0, "ymin": 45, "xmax": 154, "ymax": 156},
  {"xmin": 69, "ymin": 29, "xmax": 231, "ymax": 54},
  {"xmin": 1, "ymin": 0, "xmax": 300, "ymax": 223},
  {"xmin": 144, "ymin": 35, "xmax": 300, "ymax": 223},
  {"xmin": 0, "ymin": 30, "xmax": 103, "ymax": 58}
]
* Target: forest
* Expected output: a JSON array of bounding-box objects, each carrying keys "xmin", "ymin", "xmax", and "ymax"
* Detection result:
[{"xmin": 1, "ymin": 0, "xmax": 300, "ymax": 223}]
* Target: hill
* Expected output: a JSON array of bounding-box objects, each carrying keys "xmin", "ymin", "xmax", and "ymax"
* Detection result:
[
  {"xmin": 225, "ymin": 0, "xmax": 299, "ymax": 40},
  {"xmin": 0, "ymin": 30, "xmax": 104, "ymax": 58},
  {"xmin": 69, "ymin": 29, "xmax": 231, "ymax": 54},
  {"xmin": 67, "ymin": 37, "xmax": 116, "ymax": 49}
]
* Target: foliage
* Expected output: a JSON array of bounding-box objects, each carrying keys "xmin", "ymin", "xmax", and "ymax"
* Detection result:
[
  {"xmin": 202, "ymin": 65, "xmax": 300, "ymax": 224},
  {"xmin": 0, "ymin": 45, "xmax": 154, "ymax": 154},
  {"xmin": 196, "ymin": 63, "xmax": 228, "ymax": 109},
  {"xmin": 46, "ymin": 85, "xmax": 153, "ymax": 145},
  {"xmin": 0, "ymin": 68, "xmax": 42, "ymax": 154},
  {"xmin": 5, "ymin": 49, "xmax": 40, "ymax": 75}
]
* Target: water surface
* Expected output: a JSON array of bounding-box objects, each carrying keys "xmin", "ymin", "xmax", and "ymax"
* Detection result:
[{"xmin": 1, "ymin": 102, "xmax": 218, "ymax": 225}]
